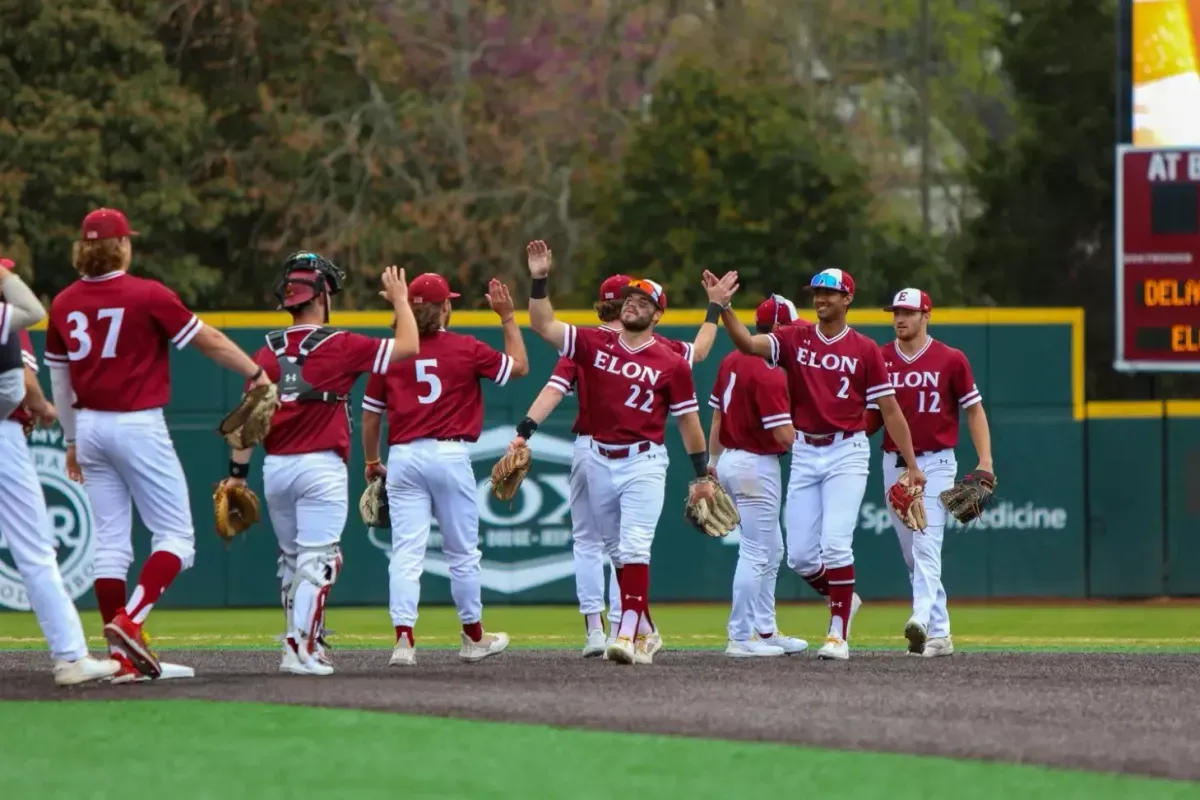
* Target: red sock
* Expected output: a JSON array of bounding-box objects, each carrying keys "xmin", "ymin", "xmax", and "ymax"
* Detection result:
[
  {"xmin": 395, "ymin": 625, "xmax": 414, "ymax": 646},
  {"xmin": 826, "ymin": 565, "xmax": 855, "ymax": 640},
  {"xmin": 803, "ymin": 565, "xmax": 831, "ymax": 597},
  {"xmin": 617, "ymin": 564, "xmax": 649, "ymax": 638},
  {"xmin": 94, "ymin": 578, "xmax": 127, "ymax": 624},
  {"xmin": 463, "ymin": 621, "xmax": 483, "ymax": 642},
  {"xmin": 124, "ymin": 552, "xmax": 183, "ymax": 624}
]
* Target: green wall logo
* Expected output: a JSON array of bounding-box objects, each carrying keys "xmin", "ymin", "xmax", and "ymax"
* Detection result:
[
  {"xmin": 367, "ymin": 427, "xmax": 579, "ymax": 594},
  {"xmin": 858, "ymin": 500, "xmax": 1070, "ymax": 534},
  {"xmin": 0, "ymin": 429, "xmax": 95, "ymax": 610}
]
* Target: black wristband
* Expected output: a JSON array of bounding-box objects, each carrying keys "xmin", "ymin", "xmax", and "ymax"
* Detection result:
[
  {"xmin": 705, "ymin": 302, "xmax": 722, "ymax": 325},
  {"xmin": 250, "ymin": 366, "xmax": 264, "ymax": 382},
  {"xmin": 530, "ymin": 277, "xmax": 548, "ymax": 299},
  {"xmin": 689, "ymin": 452, "xmax": 708, "ymax": 479},
  {"xmin": 515, "ymin": 416, "xmax": 539, "ymax": 439},
  {"xmin": 229, "ymin": 460, "xmax": 249, "ymax": 479}
]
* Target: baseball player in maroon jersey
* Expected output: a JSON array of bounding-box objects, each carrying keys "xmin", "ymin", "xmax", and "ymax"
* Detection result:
[
  {"xmin": 0, "ymin": 260, "xmax": 120, "ymax": 685},
  {"xmin": 716, "ymin": 267, "xmax": 925, "ymax": 661},
  {"xmin": 864, "ymin": 288, "xmax": 993, "ymax": 658},
  {"xmin": 362, "ymin": 273, "xmax": 528, "ymax": 667},
  {"xmin": 525, "ymin": 240, "xmax": 720, "ymax": 666},
  {"xmin": 223, "ymin": 255, "xmax": 419, "ymax": 677},
  {"xmin": 708, "ymin": 295, "xmax": 808, "ymax": 657},
  {"xmin": 514, "ymin": 271, "xmax": 728, "ymax": 657},
  {"xmin": 44, "ymin": 208, "xmax": 273, "ymax": 681}
]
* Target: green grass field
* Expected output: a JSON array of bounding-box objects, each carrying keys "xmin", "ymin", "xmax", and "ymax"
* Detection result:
[
  {"xmin": 3, "ymin": 602, "xmax": 1199, "ymax": 799},
  {"xmin": 4, "ymin": 600, "xmax": 1200, "ymax": 652}
]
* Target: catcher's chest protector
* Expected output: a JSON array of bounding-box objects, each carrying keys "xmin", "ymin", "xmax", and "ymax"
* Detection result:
[
  {"xmin": 267, "ymin": 328, "xmax": 353, "ymax": 431},
  {"xmin": 0, "ymin": 328, "xmax": 22, "ymax": 372}
]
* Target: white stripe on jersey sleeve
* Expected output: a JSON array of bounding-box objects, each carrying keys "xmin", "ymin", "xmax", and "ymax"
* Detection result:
[
  {"xmin": 669, "ymin": 398, "xmax": 700, "ymax": 417},
  {"xmin": 172, "ymin": 315, "xmax": 203, "ymax": 350},
  {"xmin": 493, "ymin": 354, "xmax": 514, "ymax": 387},
  {"xmin": 546, "ymin": 375, "xmax": 572, "ymax": 394},
  {"xmin": 682, "ymin": 342, "xmax": 694, "ymax": 366},
  {"xmin": 708, "ymin": 394, "xmax": 721, "ymax": 409},
  {"xmin": 22, "ymin": 351, "xmax": 38, "ymax": 372},
  {"xmin": 865, "ymin": 402, "xmax": 879, "ymax": 410},
  {"xmin": 362, "ymin": 395, "xmax": 387, "ymax": 415},
  {"xmin": 766, "ymin": 333, "xmax": 780, "ymax": 366},
  {"xmin": 864, "ymin": 383, "xmax": 895, "ymax": 402},
  {"xmin": 761, "ymin": 413, "xmax": 792, "ymax": 430},
  {"xmin": 373, "ymin": 339, "xmax": 395, "ymax": 374},
  {"xmin": 959, "ymin": 385, "xmax": 982, "ymax": 408},
  {"xmin": 559, "ymin": 324, "xmax": 577, "ymax": 359}
]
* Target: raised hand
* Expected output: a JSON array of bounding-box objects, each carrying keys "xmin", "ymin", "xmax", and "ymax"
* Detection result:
[
  {"xmin": 704, "ymin": 270, "xmax": 740, "ymax": 307},
  {"xmin": 380, "ymin": 266, "xmax": 409, "ymax": 305},
  {"xmin": 527, "ymin": 240, "xmax": 552, "ymax": 278},
  {"xmin": 486, "ymin": 278, "xmax": 516, "ymax": 322}
]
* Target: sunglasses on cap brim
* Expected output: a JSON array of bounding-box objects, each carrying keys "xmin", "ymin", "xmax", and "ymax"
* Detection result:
[
  {"xmin": 623, "ymin": 282, "xmax": 664, "ymax": 305},
  {"xmin": 808, "ymin": 274, "xmax": 850, "ymax": 293}
]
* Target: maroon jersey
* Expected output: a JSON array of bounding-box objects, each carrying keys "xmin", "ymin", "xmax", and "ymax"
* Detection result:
[
  {"xmin": 363, "ymin": 330, "xmax": 514, "ymax": 444},
  {"xmin": 8, "ymin": 330, "xmax": 38, "ymax": 427},
  {"xmin": 250, "ymin": 326, "xmax": 394, "ymax": 461},
  {"xmin": 546, "ymin": 325, "xmax": 693, "ymax": 437},
  {"xmin": 768, "ymin": 323, "xmax": 893, "ymax": 434},
  {"xmin": 559, "ymin": 324, "xmax": 697, "ymax": 446},
  {"xmin": 708, "ymin": 351, "xmax": 792, "ymax": 456},
  {"xmin": 873, "ymin": 338, "xmax": 981, "ymax": 453},
  {"xmin": 43, "ymin": 272, "xmax": 202, "ymax": 411}
]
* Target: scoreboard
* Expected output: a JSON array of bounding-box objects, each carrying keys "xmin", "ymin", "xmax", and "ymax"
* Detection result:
[{"xmin": 1115, "ymin": 145, "xmax": 1200, "ymax": 372}]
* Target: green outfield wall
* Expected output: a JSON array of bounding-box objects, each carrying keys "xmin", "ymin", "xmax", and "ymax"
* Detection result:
[{"xmin": 2, "ymin": 306, "xmax": 1198, "ymax": 612}]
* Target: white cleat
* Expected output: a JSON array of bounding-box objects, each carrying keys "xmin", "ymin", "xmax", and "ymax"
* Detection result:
[
  {"xmin": 905, "ymin": 617, "xmax": 928, "ymax": 656},
  {"xmin": 54, "ymin": 655, "xmax": 120, "ymax": 687},
  {"xmin": 633, "ymin": 631, "xmax": 663, "ymax": 665},
  {"xmin": 460, "ymin": 631, "xmax": 509, "ymax": 663},
  {"xmin": 726, "ymin": 639, "xmax": 785, "ymax": 658},
  {"xmin": 606, "ymin": 635, "xmax": 635, "ymax": 665},
  {"xmin": 923, "ymin": 636, "xmax": 955, "ymax": 658},
  {"xmin": 389, "ymin": 638, "xmax": 416, "ymax": 667},
  {"xmin": 757, "ymin": 633, "xmax": 808, "ymax": 655},
  {"xmin": 817, "ymin": 635, "xmax": 850, "ymax": 661},
  {"xmin": 582, "ymin": 629, "xmax": 608, "ymax": 658},
  {"xmin": 280, "ymin": 637, "xmax": 334, "ymax": 676}
]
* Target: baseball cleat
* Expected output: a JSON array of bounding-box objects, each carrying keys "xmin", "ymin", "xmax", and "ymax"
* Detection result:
[
  {"xmin": 460, "ymin": 631, "xmax": 509, "ymax": 662},
  {"xmin": 103, "ymin": 610, "xmax": 162, "ymax": 679},
  {"xmin": 757, "ymin": 633, "xmax": 808, "ymax": 655},
  {"xmin": 633, "ymin": 631, "xmax": 663, "ymax": 665},
  {"xmin": 904, "ymin": 618, "xmax": 928, "ymax": 655},
  {"xmin": 280, "ymin": 637, "xmax": 334, "ymax": 676},
  {"xmin": 922, "ymin": 636, "xmax": 955, "ymax": 658},
  {"xmin": 110, "ymin": 652, "xmax": 195, "ymax": 683},
  {"xmin": 606, "ymin": 635, "xmax": 635, "ymax": 665},
  {"xmin": 582, "ymin": 629, "xmax": 608, "ymax": 658},
  {"xmin": 726, "ymin": 639, "xmax": 785, "ymax": 658},
  {"xmin": 53, "ymin": 655, "xmax": 120, "ymax": 687},
  {"xmin": 389, "ymin": 638, "xmax": 416, "ymax": 667},
  {"xmin": 817, "ymin": 635, "xmax": 850, "ymax": 661}
]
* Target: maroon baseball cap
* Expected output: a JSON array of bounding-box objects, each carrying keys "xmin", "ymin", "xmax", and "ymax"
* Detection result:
[
  {"xmin": 808, "ymin": 268, "xmax": 855, "ymax": 295},
  {"xmin": 0, "ymin": 256, "xmax": 13, "ymax": 270},
  {"xmin": 408, "ymin": 273, "xmax": 461, "ymax": 304},
  {"xmin": 598, "ymin": 274, "xmax": 632, "ymax": 301},
  {"xmin": 755, "ymin": 294, "xmax": 799, "ymax": 328},
  {"xmin": 81, "ymin": 208, "xmax": 138, "ymax": 241},
  {"xmin": 885, "ymin": 287, "xmax": 932, "ymax": 312}
]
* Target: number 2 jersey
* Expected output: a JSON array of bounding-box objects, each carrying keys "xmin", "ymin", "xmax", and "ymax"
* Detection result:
[
  {"xmin": 557, "ymin": 324, "xmax": 698, "ymax": 446},
  {"xmin": 868, "ymin": 337, "xmax": 981, "ymax": 453},
  {"xmin": 43, "ymin": 272, "xmax": 203, "ymax": 411},
  {"xmin": 363, "ymin": 330, "xmax": 516, "ymax": 444}
]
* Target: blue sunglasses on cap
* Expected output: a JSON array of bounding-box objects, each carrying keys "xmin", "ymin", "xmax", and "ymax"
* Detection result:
[{"xmin": 810, "ymin": 272, "xmax": 849, "ymax": 292}]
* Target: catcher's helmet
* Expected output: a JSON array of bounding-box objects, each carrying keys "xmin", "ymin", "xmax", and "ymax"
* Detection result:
[{"xmin": 273, "ymin": 251, "xmax": 345, "ymax": 310}]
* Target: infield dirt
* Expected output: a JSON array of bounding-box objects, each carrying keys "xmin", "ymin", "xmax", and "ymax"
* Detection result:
[{"xmin": 2, "ymin": 649, "xmax": 1197, "ymax": 781}]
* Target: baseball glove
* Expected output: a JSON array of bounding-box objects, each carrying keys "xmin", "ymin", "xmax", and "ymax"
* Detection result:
[
  {"xmin": 887, "ymin": 469, "xmax": 928, "ymax": 531},
  {"xmin": 939, "ymin": 470, "xmax": 997, "ymax": 524},
  {"xmin": 359, "ymin": 476, "xmax": 390, "ymax": 528},
  {"xmin": 217, "ymin": 383, "xmax": 281, "ymax": 449},
  {"xmin": 490, "ymin": 444, "xmax": 531, "ymax": 502},
  {"xmin": 213, "ymin": 479, "xmax": 260, "ymax": 542},
  {"xmin": 684, "ymin": 476, "xmax": 740, "ymax": 538}
]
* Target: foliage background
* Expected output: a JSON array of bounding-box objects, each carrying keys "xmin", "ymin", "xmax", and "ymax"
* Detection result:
[{"xmin": 0, "ymin": 0, "xmax": 1184, "ymax": 398}]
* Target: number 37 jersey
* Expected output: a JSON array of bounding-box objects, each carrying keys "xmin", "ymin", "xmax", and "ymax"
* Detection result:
[
  {"xmin": 43, "ymin": 272, "xmax": 204, "ymax": 412},
  {"xmin": 362, "ymin": 330, "xmax": 515, "ymax": 444},
  {"xmin": 560, "ymin": 324, "xmax": 698, "ymax": 446}
]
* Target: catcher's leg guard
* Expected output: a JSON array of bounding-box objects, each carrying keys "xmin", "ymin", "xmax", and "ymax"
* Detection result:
[{"xmin": 290, "ymin": 545, "xmax": 340, "ymax": 657}]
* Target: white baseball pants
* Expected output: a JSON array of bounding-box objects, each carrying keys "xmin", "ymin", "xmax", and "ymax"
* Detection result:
[
  {"xmin": 583, "ymin": 441, "xmax": 668, "ymax": 566},
  {"xmin": 264, "ymin": 450, "xmax": 348, "ymax": 636},
  {"xmin": 882, "ymin": 449, "xmax": 957, "ymax": 637},
  {"xmin": 785, "ymin": 431, "xmax": 870, "ymax": 575},
  {"xmin": 569, "ymin": 434, "xmax": 620, "ymax": 620},
  {"xmin": 0, "ymin": 421, "xmax": 89, "ymax": 661},
  {"xmin": 717, "ymin": 448, "xmax": 784, "ymax": 642},
  {"xmin": 385, "ymin": 439, "xmax": 483, "ymax": 627},
  {"xmin": 75, "ymin": 408, "xmax": 196, "ymax": 580}
]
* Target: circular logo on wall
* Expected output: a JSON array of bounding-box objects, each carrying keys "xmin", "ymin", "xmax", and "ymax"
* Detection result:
[{"xmin": 0, "ymin": 443, "xmax": 95, "ymax": 610}]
